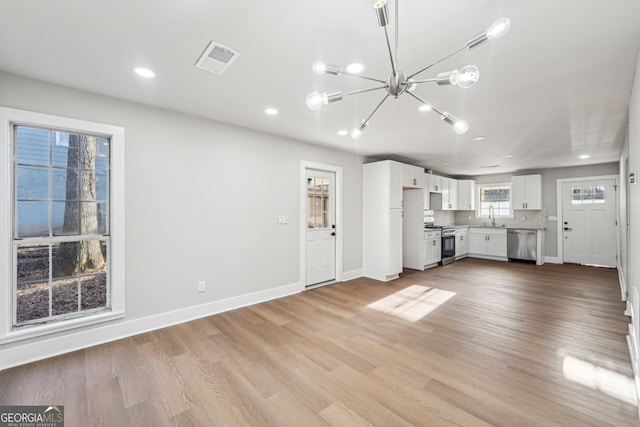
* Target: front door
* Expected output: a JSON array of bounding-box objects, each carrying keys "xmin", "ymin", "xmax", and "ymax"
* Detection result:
[
  {"xmin": 562, "ymin": 178, "xmax": 617, "ymax": 267},
  {"xmin": 305, "ymin": 170, "xmax": 336, "ymax": 286}
]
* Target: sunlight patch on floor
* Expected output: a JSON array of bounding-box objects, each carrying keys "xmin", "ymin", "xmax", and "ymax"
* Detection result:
[
  {"xmin": 562, "ymin": 355, "xmax": 638, "ymax": 406},
  {"xmin": 367, "ymin": 285, "xmax": 456, "ymax": 322}
]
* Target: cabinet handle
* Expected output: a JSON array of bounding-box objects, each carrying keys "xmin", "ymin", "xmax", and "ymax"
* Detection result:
[
  {"xmin": 413, "ymin": 178, "xmax": 417, "ymax": 185},
  {"xmin": 433, "ymin": 240, "xmax": 436, "ymax": 246}
]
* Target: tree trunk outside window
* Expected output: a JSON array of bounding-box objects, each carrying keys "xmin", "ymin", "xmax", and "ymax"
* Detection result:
[{"xmin": 53, "ymin": 134, "xmax": 104, "ymax": 277}]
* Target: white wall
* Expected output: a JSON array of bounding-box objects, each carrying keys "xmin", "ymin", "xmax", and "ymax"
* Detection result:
[
  {"xmin": 626, "ymin": 46, "xmax": 640, "ymax": 381},
  {"xmin": 0, "ymin": 71, "xmax": 364, "ymax": 367},
  {"xmin": 620, "ymin": 133, "xmax": 630, "ymax": 296}
]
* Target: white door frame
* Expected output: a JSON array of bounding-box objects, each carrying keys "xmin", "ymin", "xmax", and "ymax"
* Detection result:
[
  {"xmin": 556, "ymin": 174, "xmax": 619, "ymax": 265},
  {"xmin": 300, "ymin": 161, "xmax": 343, "ymax": 291}
]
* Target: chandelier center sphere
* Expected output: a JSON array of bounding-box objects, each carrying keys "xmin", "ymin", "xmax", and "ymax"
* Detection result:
[{"xmin": 386, "ymin": 71, "xmax": 407, "ymax": 98}]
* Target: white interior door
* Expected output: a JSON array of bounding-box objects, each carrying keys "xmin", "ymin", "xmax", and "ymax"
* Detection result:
[
  {"xmin": 305, "ymin": 170, "xmax": 336, "ymax": 286},
  {"xmin": 562, "ymin": 179, "xmax": 616, "ymax": 266}
]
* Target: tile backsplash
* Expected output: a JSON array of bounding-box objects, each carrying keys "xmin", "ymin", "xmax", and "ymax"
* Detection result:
[{"xmin": 451, "ymin": 209, "xmax": 548, "ymax": 229}]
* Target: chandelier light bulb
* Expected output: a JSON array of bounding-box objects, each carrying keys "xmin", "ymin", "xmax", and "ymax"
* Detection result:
[
  {"xmin": 454, "ymin": 119, "xmax": 469, "ymax": 134},
  {"xmin": 350, "ymin": 128, "xmax": 363, "ymax": 139},
  {"xmin": 441, "ymin": 112, "xmax": 469, "ymax": 134},
  {"xmin": 372, "ymin": 0, "xmax": 387, "ymax": 9},
  {"xmin": 312, "ymin": 60, "xmax": 341, "ymax": 75},
  {"xmin": 306, "ymin": 91, "xmax": 326, "ymax": 110},
  {"xmin": 312, "ymin": 61, "xmax": 327, "ymax": 75},
  {"xmin": 406, "ymin": 79, "xmax": 417, "ymax": 92},
  {"xmin": 456, "ymin": 65, "xmax": 480, "ymax": 89},
  {"xmin": 487, "ymin": 17, "xmax": 511, "ymax": 39}
]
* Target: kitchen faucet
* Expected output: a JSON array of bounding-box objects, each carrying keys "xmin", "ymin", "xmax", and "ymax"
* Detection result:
[{"xmin": 489, "ymin": 205, "xmax": 496, "ymax": 226}]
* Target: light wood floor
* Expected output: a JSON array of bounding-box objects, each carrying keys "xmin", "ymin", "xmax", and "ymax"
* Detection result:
[{"xmin": 1, "ymin": 259, "xmax": 638, "ymax": 426}]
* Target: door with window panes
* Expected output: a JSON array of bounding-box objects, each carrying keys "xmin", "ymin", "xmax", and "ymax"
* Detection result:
[
  {"xmin": 305, "ymin": 170, "xmax": 336, "ymax": 286},
  {"xmin": 562, "ymin": 179, "xmax": 616, "ymax": 266}
]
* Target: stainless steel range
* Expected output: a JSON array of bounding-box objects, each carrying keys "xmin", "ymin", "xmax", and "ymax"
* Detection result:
[
  {"xmin": 424, "ymin": 219, "xmax": 456, "ymax": 266},
  {"xmin": 439, "ymin": 226, "xmax": 456, "ymax": 265}
]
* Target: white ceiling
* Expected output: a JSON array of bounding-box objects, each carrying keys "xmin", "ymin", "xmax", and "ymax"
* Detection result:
[{"xmin": 1, "ymin": 1, "xmax": 639, "ymax": 176}]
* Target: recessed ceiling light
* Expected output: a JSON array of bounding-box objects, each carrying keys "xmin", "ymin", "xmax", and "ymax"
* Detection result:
[
  {"xmin": 337, "ymin": 130, "xmax": 348, "ymax": 136},
  {"xmin": 503, "ymin": 154, "xmax": 513, "ymax": 158},
  {"xmin": 264, "ymin": 108, "xmax": 278, "ymax": 115},
  {"xmin": 418, "ymin": 105, "xmax": 432, "ymax": 112},
  {"xmin": 346, "ymin": 63, "xmax": 364, "ymax": 73},
  {"xmin": 133, "ymin": 67, "xmax": 155, "ymax": 78},
  {"xmin": 579, "ymin": 154, "xmax": 590, "ymax": 159},
  {"xmin": 471, "ymin": 136, "xmax": 486, "ymax": 141}
]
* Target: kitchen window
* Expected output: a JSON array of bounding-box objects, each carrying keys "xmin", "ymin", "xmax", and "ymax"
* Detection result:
[
  {"xmin": 476, "ymin": 183, "xmax": 511, "ymax": 217},
  {"xmin": 0, "ymin": 107, "xmax": 125, "ymax": 343}
]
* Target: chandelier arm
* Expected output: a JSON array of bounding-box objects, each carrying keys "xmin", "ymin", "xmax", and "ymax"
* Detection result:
[
  {"xmin": 395, "ymin": 0, "xmax": 399, "ymax": 70},
  {"xmin": 343, "ymin": 85, "xmax": 388, "ymax": 98},
  {"xmin": 359, "ymin": 94, "xmax": 390, "ymax": 129},
  {"xmin": 339, "ymin": 71, "xmax": 387, "ymax": 84},
  {"xmin": 404, "ymin": 78, "xmax": 437, "ymax": 85},
  {"xmin": 383, "ymin": 26, "xmax": 397, "ymax": 77},
  {"xmin": 407, "ymin": 45, "xmax": 467, "ymax": 80},
  {"xmin": 406, "ymin": 91, "xmax": 446, "ymax": 118}
]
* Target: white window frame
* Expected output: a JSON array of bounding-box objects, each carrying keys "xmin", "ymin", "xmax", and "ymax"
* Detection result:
[
  {"xmin": 0, "ymin": 107, "xmax": 125, "ymax": 344},
  {"xmin": 476, "ymin": 182, "xmax": 513, "ymax": 219}
]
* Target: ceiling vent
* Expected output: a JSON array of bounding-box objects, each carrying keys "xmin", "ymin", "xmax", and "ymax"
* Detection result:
[{"xmin": 195, "ymin": 41, "xmax": 240, "ymax": 75}]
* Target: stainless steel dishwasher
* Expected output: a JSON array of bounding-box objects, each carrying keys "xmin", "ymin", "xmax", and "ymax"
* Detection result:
[{"xmin": 507, "ymin": 229, "xmax": 537, "ymax": 263}]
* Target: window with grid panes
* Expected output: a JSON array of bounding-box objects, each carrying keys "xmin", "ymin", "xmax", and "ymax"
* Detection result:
[
  {"xmin": 13, "ymin": 126, "xmax": 111, "ymax": 327},
  {"xmin": 477, "ymin": 183, "xmax": 512, "ymax": 217}
]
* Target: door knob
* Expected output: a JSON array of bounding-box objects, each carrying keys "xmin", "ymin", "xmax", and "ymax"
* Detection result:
[
  {"xmin": 564, "ymin": 227, "xmax": 572, "ymax": 231},
  {"xmin": 330, "ymin": 232, "xmax": 336, "ymax": 236}
]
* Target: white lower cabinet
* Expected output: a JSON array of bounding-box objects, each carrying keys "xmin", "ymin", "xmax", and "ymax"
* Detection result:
[
  {"xmin": 424, "ymin": 230, "xmax": 441, "ymax": 268},
  {"xmin": 455, "ymin": 227, "xmax": 468, "ymax": 259},
  {"xmin": 468, "ymin": 227, "xmax": 507, "ymax": 259},
  {"xmin": 388, "ymin": 209, "xmax": 403, "ymax": 275}
]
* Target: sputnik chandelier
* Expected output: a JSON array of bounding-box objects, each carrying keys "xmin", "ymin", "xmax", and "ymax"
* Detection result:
[{"xmin": 306, "ymin": 0, "xmax": 510, "ymax": 139}]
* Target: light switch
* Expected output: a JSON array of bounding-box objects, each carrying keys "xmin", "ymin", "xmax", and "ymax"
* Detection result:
[
  {"xmin": 548, "ymin": 216, "xmax": 557, "ymax": 221},
  {"xmin": 278, "ymin": 216, "xmax": 288, "ymax": 224}
]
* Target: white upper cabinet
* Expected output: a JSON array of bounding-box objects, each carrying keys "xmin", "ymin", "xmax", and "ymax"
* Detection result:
[
  {"xmin": 457, "ymin": 179, "xmax": 475, "ymax": 211},
  {"xmin": 402, "ymin": 164, "xmax": 424, "ymax": 188},
  {"xmin": 511, "ymin": 174, "xmax": 542, "ymax": 210},
  {"xmin": 441, "ymin": 177, "xmax": 457, "ymax": 210},
  {"xmin": 425, "ymin": 174, "xmax": 442, "ymax": 193}
]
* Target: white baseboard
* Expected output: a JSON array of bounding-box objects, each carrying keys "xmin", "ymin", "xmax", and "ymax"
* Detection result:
[
  {"xmin": 627, "ymin": 333, "xmax": 640, "ymax": 415},
  {"xmin": 544, "ymin": 256, "xmax": 562, "ymax": 264},
  {"xmin": 0, "ymin": 281, "xmax": 301, "ymax": 371},
  {"xmin": 619, "ymin": 268, "xmax": 629, "ymax": 302},
  {"xmin": 341, "ymin": 269, "xmax": 363, "ymax": 281}
]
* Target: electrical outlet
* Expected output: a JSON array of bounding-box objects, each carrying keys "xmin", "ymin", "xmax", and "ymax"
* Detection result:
[
  {"xmin": 278, "ymin": 216, "xmax": 288, "ymax": 224},
  {"xmin": 519, "ymin": 216, "xmax": 526, "ymax": 222},
  {"xmin": 198, "ymin": 280, "xmax": 206, "ymax": 293}
]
